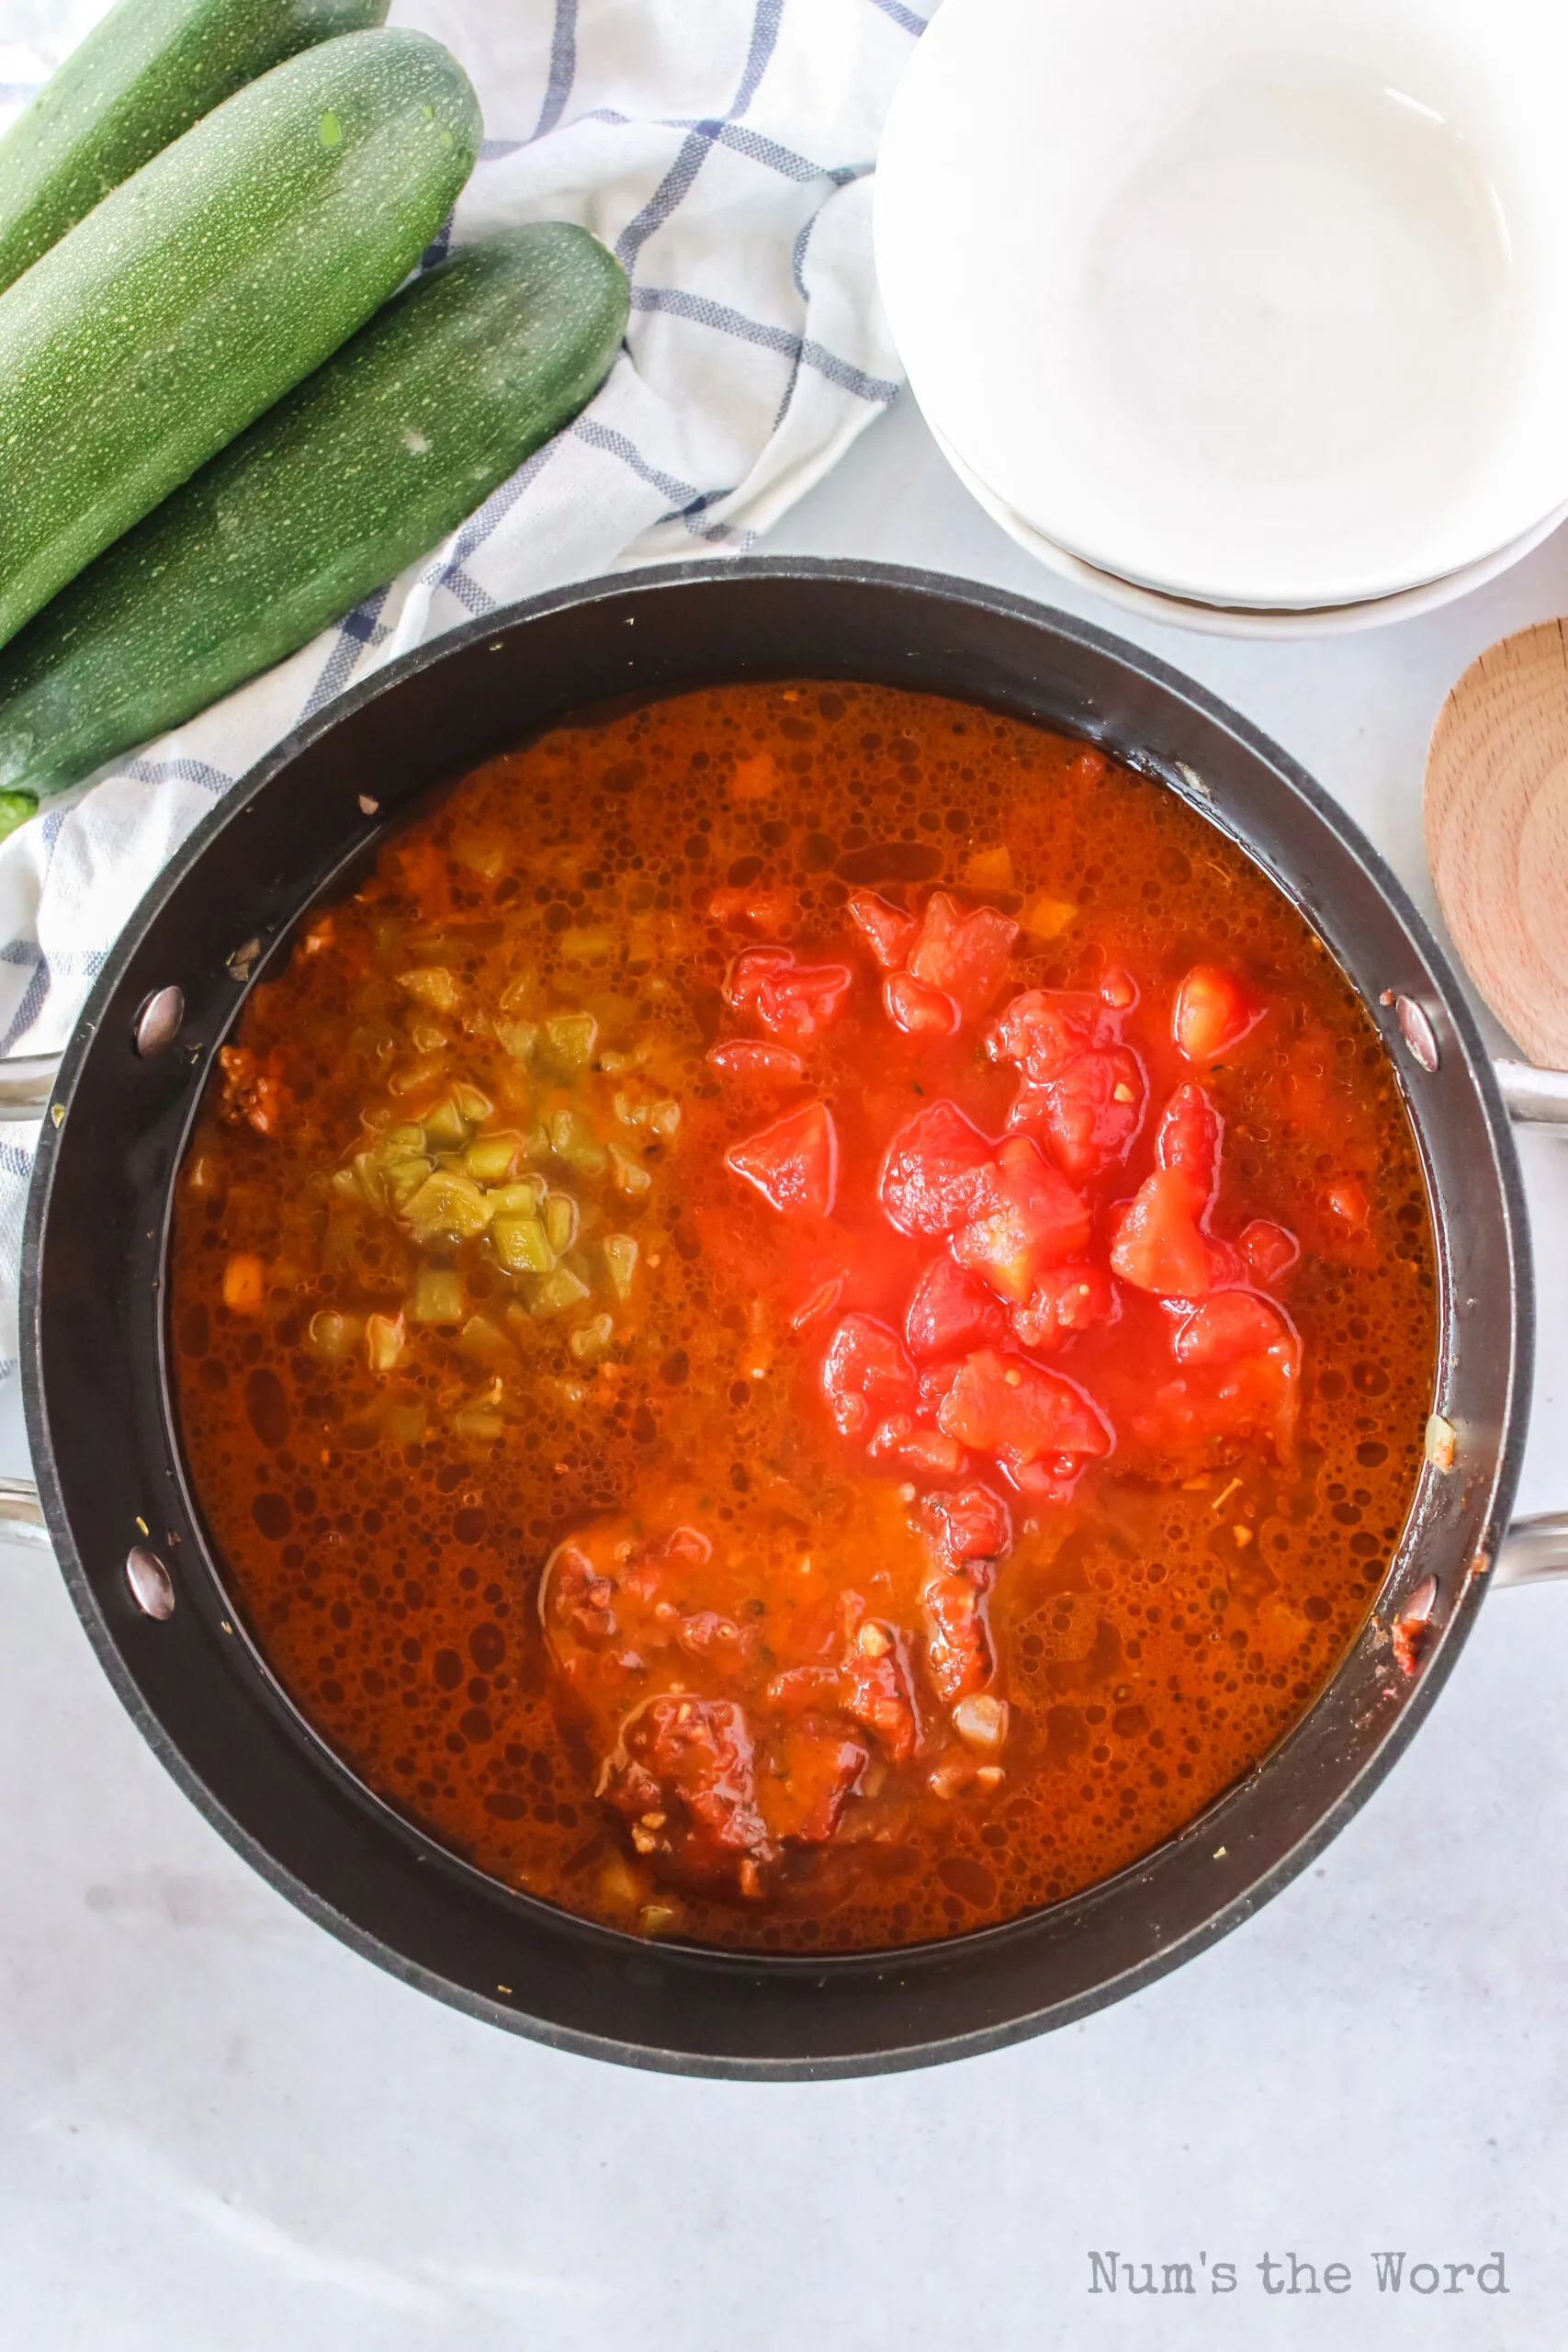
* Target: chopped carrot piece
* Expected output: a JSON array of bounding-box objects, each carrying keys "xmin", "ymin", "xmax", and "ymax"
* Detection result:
[{"xmin": 221, "ymin": 1253, "xmax": 266, "ymax": 1315}]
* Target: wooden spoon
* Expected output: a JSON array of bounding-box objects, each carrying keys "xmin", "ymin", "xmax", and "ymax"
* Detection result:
[{"xmin": 1426, "ymin": 618, "xmax": 1568, "ymax": 1069}]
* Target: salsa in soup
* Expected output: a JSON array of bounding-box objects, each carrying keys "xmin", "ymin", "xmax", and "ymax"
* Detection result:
[{"xmin": 170, "ymin": 682, "xmax": 1436, "ymax": 1951}]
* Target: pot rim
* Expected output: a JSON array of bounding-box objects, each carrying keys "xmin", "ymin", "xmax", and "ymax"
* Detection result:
[{"xmin": 18, "ymin": 557, "xmax": 1532, "ymax": 2076}]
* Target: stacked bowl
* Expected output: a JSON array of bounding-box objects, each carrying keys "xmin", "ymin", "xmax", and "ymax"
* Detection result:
[{"xmin": 874, "ymin": 0, "xmax": 1568, "ymax": 638}]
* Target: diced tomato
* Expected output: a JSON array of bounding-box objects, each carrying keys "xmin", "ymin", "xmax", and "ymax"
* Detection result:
[
  {"xmin": 1100, "ymin": 965, "xmax": 1138, "ymax": 1011},
  {"xmin": 766, "ymin": 1665, "xmax": 843, "ymax": 1716},
  {"xmin": 917, "ymin": 1359, "xmax": 964, "ymax": 1419},
  {"xmin": 985, "ymin": 989, "xmax": 1109, "ymax": 1081},
  {"xmin": 1138, "ymin": 1298, "xmax": 1301, "ymax": 1463},
  {"xmin": 922, "ymin": 1569, "xmax": 993, "ymax": 1703},
  {"xmin": 819, "ymin": 1314, "xmax": 917, "ymax": 1439},
  {"xmin": 878, "ymin": 1099, "xmax": 994, "ymax": 1237},
  {"xmin": 906, "ymin": 893, "xmax": 1019, "ymax": 1021},
  {"xmin": 1238, "ymin": 1217, "xmax": 1300, "ymax": 1287},
  {"xmin": 950, "ymin": 1136, "xmax": 1092, "ymax": 1305},
  {"xmin": 847, "ymin": 889, "xmax": 917, "ymax": 970},
  {"xmin": 706, "ymin": 1039, "xmax": 805, "ymax": 1082},
  {"xmin": 1202, "ymin": 1235, "xmax": 1248, "ymax": 1290},
  {"xmin": 708, "ymin": 885, "xmax": 795, "ymax": 933},
  {"xmin": 1010, "ymin": 1456, "xmax": 1093, "ymax": 1503},
  {"xmin": 1174, "ymin": 1290, "xmax": 1292, "ymax": 1366},
  {"xmin": 905, "ymin": 1255, "xmax": 1008, "ymax": 1360},
  {"xmin": 1003, "ymin": 1083, "xmax": 1049, "ymax": 1138},
  {"xmin": 900, "ymin": 1428, "xmax": 969, "ymax": 1479},
  {"xmin": 791, "ymin": 1272, "xmax": 846, "ymax": 1330},
  {"xmin": 936, "ymin": 1349, "xmax": 1111, "ymax": 1478},
  {"xmin": 884, "ymin": 970, "xmax": 962, "ymax": 1036},
  {"xmin": 1005, "ymin": 1045, "xmax": 1145, "ymax": 1180},
  {"xmin": 1109, "ymin": 1170, "xmax": 1212, "ymax": 1297},
  {"xmin": 1326, "ymin": 1177, "xmax": 1370, "ymax": 1232},
  {"xmin": 759, "ymin": 1725, "xmax": 867, "ymax": 1844},
  {"xmin": 1140, "ymin": 1355, "xmax": 1301, "ymax": 1462},
  {"xmin": 866, "ymin": 1415, "xmax": 970, "ymax": 1479},
  {"xmin": 725, "ymin": 947, "xmax": 854, "ymax": 1044},
  {"xmin": 843, "ymin": 1623, "xmax": 920, "ymax": 1759},
  {"xmin": 1011, "ymin": 1261, "xmax": 1115, "ymax": 1352},
  {"xmin": 1154, "ymin": 1080, "xmax": 1222, "ymax": 1208},
  {"xmin": 1171, "ymin": 963, "xmax": 1262, "ymax": 1062},
  {"xmin": 919, "ymin": 1483, "xmax": 1013, "ymax": 1566},
  {"xmin": 725, "ymin": 945, "xmax": 791, "ymax": 1007},
  {"xmin": 726, "ymin": 1100, "xmax": 838, "ymax": 1218}
]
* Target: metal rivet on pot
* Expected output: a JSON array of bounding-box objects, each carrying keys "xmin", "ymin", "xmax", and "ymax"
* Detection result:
[
  {"xmin": 126, "ymin": 1544, "xmax": 175, "ymax": 1620},
  {"xmin": 1389, "ymin": 1572, "xmax": 1440, "ymax": 1677},
  {"xmin": 1394, "ymin": 995, "xmax": 1439, "ymax": 1073},
  {"xmin": 133, "ymin": 985, "xmax": 184, "ymax": 1057},
  {"xmin": 1403, "ymin": 1573, "xmax": 1438, "ymax": 1625}
]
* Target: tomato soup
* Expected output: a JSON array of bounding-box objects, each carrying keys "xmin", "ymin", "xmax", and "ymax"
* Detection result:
[{"xmin": 168, "ymin": 682, "xmax": 1437, "ymax": 1951}]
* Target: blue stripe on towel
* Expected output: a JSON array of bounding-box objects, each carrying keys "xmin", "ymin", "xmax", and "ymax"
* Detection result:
[
  {"xmin": 572, "ymin": 418, "xmax": 711, "ymax": 512},
  {"xmin": 532, "ymin": 0, "xmax": 579, "ymax": 141},
  {"xmin": 868, "ymin": 0, "xmax": 929, "ymax": 33},
  {"xmin": 122, "ymin": 757, "xmax": 235, "ymax": 797},
  {"xmin": 615, "ymin": 0, "xmax": 785, "ymax": 266},
  {"xmin": 302, "ymin": 589, "xmax": 391, "ymax": 718},
  {"xmin": 629, "ymin": 286, "xmax": 899, "ymax": 403}
]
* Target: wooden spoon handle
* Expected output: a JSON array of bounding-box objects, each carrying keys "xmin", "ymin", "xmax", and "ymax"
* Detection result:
[{"xmin": 1426, "ymin": 619, "xmax": 1568, "ymax": 1069}]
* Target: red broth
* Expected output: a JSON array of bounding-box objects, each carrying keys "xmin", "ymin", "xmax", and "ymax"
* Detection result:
[{"xmin": 169, "ymin": 682, "xmax": 1436, "ymax": 1951}]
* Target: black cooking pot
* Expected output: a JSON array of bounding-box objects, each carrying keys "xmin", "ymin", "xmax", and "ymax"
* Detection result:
[{"xmin": 11, "ymin": 560, "xmax": 1567, "ymax": 2078}]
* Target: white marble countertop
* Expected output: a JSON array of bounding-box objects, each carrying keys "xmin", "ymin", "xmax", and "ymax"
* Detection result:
[{"xmin": 3, "ymin": 399, "xmax": 1565, "ymax": 2350}]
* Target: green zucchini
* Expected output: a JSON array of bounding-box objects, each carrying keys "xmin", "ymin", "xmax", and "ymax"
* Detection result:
[
  {"xmin": 0, "ymin": 226, "xmax": 629, "ymax": 820},
  {"xmin": 0, "ymin": 0, "xmax": 390, "ymax": 297},
  {"xmin": 0, "ymin": 28, "xmax": 479, "ymax": 656}
]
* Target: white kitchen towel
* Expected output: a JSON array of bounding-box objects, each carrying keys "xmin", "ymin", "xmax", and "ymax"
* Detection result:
[{"xmin": 0, "ymin": 0, "xmax": 926, "ymax": 1377}]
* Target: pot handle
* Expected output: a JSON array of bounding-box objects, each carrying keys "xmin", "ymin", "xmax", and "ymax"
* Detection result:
[
  {"xmin": 0, "ymin": 1046, "xmax": 1522, "ymax": 1127},
  {"xmin": 2, "ymin": 1052, "xmax": 1564, "ymax": 1125},
  {"xmin": 1495, "ymin": 1060, "xmax": 1568, "ymax": 1125},
  {"xmin": 0, "ymin": 1052, "xmax": 62, "ymax": 1121},
  {"xmin": 0, "ymin": 1482, "xmax": 1562, "ymax": 1581},
  {"xmin": 0, "ymin": 1053, "xmax": 1562, "ymax": 1548},
  {"xmin": 0, "ymin": 1476, "xmax": 51, "ymax": 1550},
  {"xmin": 1492, "ymin": 1513, "xmax": 1568, "ymax": 1589}
]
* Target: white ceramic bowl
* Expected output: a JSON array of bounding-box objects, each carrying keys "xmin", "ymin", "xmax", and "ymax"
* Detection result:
[
  {"xmin": 932, "ymin": 421, "xmax": 1568, "ymax": 639},
  {"xmin": 876, "ymin": 0, "xmax": 1568, "ymax": 610}
]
